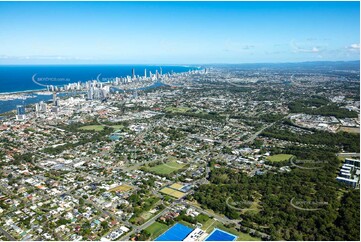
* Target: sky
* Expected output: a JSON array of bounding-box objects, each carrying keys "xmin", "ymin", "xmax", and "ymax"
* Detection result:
[{"xmin": 0, "ymin": 1, "xmax": 359, "ymax": 64}]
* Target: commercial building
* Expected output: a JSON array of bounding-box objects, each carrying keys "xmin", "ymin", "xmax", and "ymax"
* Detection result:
[{"xmin": 336, "ymin": 158, "xmax": 360, "ymax": 188}]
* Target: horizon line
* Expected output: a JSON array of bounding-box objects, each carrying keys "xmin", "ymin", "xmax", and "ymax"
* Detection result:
[{"xmin": 0, "ymin": 60, "xmax": 359, "ymax": 66}]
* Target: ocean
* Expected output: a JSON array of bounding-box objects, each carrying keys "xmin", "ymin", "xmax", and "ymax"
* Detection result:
[{"xmin": 0, "ymin": 65, "xmax": 197, "ymax": 114}]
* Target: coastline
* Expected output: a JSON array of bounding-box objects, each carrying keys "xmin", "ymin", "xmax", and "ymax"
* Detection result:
[
  {"xmin": 0, "ymin": 64, "xmax": 198, "ymax": 95},
  {"xmin": 0, "ymin": 65, "xmax": 198, "ymax": 115},
  {"xmin": 0, "ymin": 88, "xmax": 47, "ymax": 96}
]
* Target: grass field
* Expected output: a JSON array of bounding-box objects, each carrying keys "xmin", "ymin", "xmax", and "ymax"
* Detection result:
[
  {"xmin": 148, "ymin": 161, "xmax": 186, "ymax": 175},
  {"xmin": 144, "ymin": 222, "xmax": 169, "ymax": 240},
  {"xmin": 79, "ymin": 124, "xmax": 124, "ymax": 131},
  {"xmin": 201, "ymin": 218, "xmax": 216, "ymax": 231},
  {"xmin": 159, "ymin": 187, "xmax": 186, "ymax": 199},
  {"xmin": 338, "ymin": 126, "xmax": 360, "ymax": 133},
  {"xmin": 203, "ymin": 220, "xmax": 261, "ymax": 241},
  {"xmin": 79, "ymin": 125, "xmax": 104, "ymax": 131},
  {"xmin": 164, "ymin": 106, "xmax": 191, "ymax": 113},
  {"xmin": 267, "ymin": 154, "xmax": 293, "ymax": 162},
  {"xmin": 108, "ymin": 184, "xmax": 133, "ymax": 192}
]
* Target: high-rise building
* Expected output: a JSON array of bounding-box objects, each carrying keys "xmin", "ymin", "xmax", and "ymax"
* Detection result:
[
  {"xmin": 16, "ymin": 105, "xmax": 26, "ymax": 120},
  {"xmin": 17, "ymin": 105, "xmax": 25, "ymax": 115},
  {"xmin": 144, "ymin": 69, "xmax": 147, "ymax": 78},
  {"xmin": 35, "ymin": 103, "xmax": 40, "ymax": 113},
  {"xmin": 53, "ymin": 92, "xmax": 56, "ymax": 106},
  {"xmin": 40, "ymin": 101, "xmax": 47, "ymax": 112},
  {"xmin": 88, "ymin": 87, "xmax": 94, "ymax": 100},
  {"xmin": 160, "ymin": 67, "xmax": 162, "ymax": 76},
  {"xmin": 132, "ymin": 68, "xmax": 135, "ymax": 79},
  {"xmin": 55, "ymin": 99, "xmax": 60, "ymax": 107}
]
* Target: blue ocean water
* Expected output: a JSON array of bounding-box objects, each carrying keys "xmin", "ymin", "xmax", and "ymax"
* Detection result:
[
  {"xmin": 155, "ymin": 223, "xmax": 193, "ymax": 241},
  {"xmin": 0, "ymin": 65, "xmax": 197, "ymax": 114},
  {"xmin": 205, "ymin": 228, "xmax": 237, "ymax": 241}
]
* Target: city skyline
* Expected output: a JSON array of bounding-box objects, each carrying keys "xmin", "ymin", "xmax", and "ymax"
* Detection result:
[{"xmin": 0, "ymin": 1, "xmax": 360, "ymax": 64}]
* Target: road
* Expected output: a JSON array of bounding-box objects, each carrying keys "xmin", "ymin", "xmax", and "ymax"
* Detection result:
[
  {"xmin": 0, "ymin": 226, "xmax": 15, "ymax": 241},
  {"xmin": 183, "ymin": 202, "xmax": 270, "ymax": 239},
  {"xmin": 243, "ymin": 114, "xmax": 291, "ymax": 144},
  {"xmin": 337, "ymin": 152, "xmax": 360, "ymax": 157},
  {"xmin": 183, "ymin": 202, "xmax": 241, "ymax": 225}
]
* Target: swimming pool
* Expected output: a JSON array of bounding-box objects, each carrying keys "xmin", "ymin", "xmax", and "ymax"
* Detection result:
[
  {"xmin": 205, "ymin": 228, "xmax": 237, "ymax": 241},
  {"xmin": 155, "ymin": 223, "xmax": 193, "ymax": 241}
]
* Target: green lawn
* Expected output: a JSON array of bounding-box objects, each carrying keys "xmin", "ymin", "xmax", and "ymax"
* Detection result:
[
  {"xmin": 267, "ymin": 154, "xmax": 293, "ymax": 162},
  {"xmin": 196, "ymin": 213, "xmax": 211, "ymax": 223},
  {"xmin": 148, "ymin": 161, "xmax": 186, "ymax": 175},
  {"xmin": 78, "ymin": 124, "xmax": 124, "ymax": 131},
  {"xmin": 111, "ymin": 125, "xmax": 124, "ymax": 130},
  {"xmin": 144, "ymin": 222, "xmax": 169, "ymax": 240},
  {"xmin": 178, "ymin": 220, "xmax": 195, "ymax": 229}
]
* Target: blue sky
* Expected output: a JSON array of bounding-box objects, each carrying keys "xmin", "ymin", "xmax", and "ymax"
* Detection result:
[{"xmin": 0, "ymin": 1, "xmax": 359, "ymax": 64}]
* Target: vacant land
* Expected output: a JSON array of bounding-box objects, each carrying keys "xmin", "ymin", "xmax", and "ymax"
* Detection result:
[
  {"xmin": 148, "ymin": 161, "xmax": 186, "ymax": 175},
  {"xmin": 338, "ymin": 126, "xmax": 360, "ymax": 134},
  {"xmin": 160, "ymin": 187, "xmax": 186, "ymax": 199},
  {"xmin": 144, "ymin": 222, "xmax": 169, "ymax": 240},
  {"xmin": 267, "ymin": 154, "xmax": 293, "ymax": 162},
  {"xmin": 79, "ymin": 124, "xmax": 124, "ymax": 131},
  {"xmin": 108, "ymin": 184, "xmax": 133, "ymax": 192}
]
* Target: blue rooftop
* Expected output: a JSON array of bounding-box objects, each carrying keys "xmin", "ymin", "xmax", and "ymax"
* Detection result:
[
  {"xmin": 155, "ymin": 223, "xmax": 193, "ymax": 241},
  {"xmin": 205, "ymin": 228, "xmax": 237, "ymax": 241}
]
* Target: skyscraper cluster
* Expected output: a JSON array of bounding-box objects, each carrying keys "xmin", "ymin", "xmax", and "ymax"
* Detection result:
[{"xmin": 86, "ymin": 80, "xmax": 110, "ymax": 100}]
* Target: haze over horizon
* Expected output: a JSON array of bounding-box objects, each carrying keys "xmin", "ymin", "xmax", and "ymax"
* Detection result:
[{"xmin": 0, "ymin": 1, "xmax": 359, "ymax": 64}]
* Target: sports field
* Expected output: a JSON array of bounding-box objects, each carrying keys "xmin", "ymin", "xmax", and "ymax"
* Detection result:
[
  {"xmin": 79, "ymin": 124, "xmax": 124, "ymax": 131},
  {"xmin": 145, "ymin": 222, "xmax": 169, "ymax": 240},
  {"xmin": 170, "ymin": 183, "xmax": 184, "ymax": 190},
  {"xmin": 160, "ymin": 187, "xmax": 186, "ymax": 199},
  {"xmin": 148, "ymin": 161, "xmax": 186, "ymax": 175},
  {"xmin": 155, "ymin": 223, "xmax": 193, "ymax": 241},
  {"xmin": 267, "ymin": 154, "xmax": 293, "ymax": 162},
  {"xmin": 108, "ymin": 184, "xmax": 132, "ymax": 192}
]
